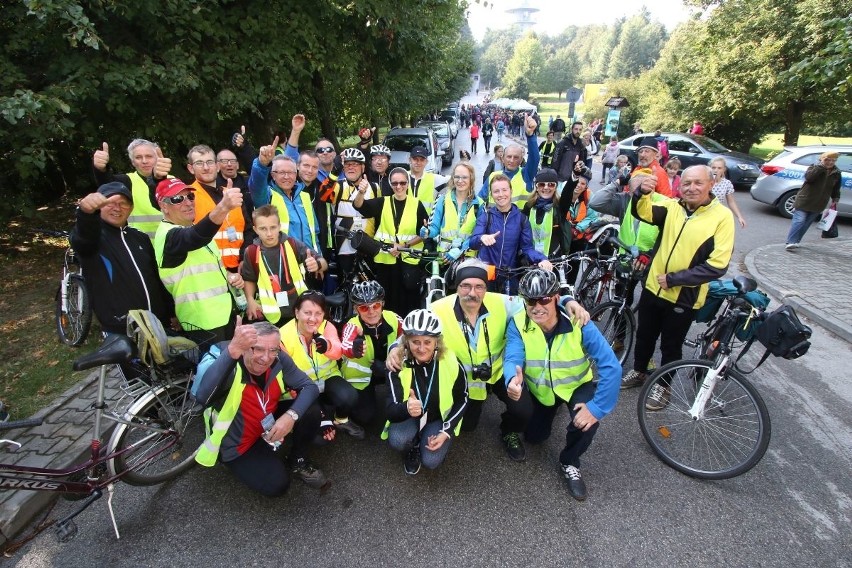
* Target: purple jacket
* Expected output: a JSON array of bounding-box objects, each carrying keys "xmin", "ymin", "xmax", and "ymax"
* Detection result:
[{"xmin": 468, "ymin": 204, "xmax": 546, "ymax": 269}]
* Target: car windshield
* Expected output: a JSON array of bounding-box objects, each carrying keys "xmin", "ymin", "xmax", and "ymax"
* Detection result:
[
  {"xmin": 692, "ymin": 135, "xmax": 728, "ymax": 153},
  {"xmin": 440, "ymin": 113, "xmax": 456, "ymax": 123},
  {"xmin": 422, "ymin": 123, "xmax": 449, "ymax": 138},
  {"xmin": 385, "ymin": 135, "xmax": 429, "ymax": 152}
]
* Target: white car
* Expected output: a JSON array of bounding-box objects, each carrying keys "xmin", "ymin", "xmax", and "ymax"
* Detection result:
[{"xmin": 383, "ymin": 127, "xmax": 443, "ymax": 174}]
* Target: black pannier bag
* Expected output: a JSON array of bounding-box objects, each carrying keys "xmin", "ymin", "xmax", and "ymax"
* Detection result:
[{"xmin": 756, "ymin": 305, "xmax": 812, "ymax": 360}]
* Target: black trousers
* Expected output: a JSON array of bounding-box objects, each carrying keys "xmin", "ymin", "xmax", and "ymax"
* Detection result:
[
  {"xmin": 633, "ymin": 288, "xmax": 697, "ymax": 372},
  {"xmin": 483, "ymin": 135, "xmax": 492, "ymax": 153},
  {"xmin": 222, "ymin": 400, "xmax": 321, "ymax": 496},
  {"xmin": 524, "ymin": 381, "xmax": 599, "ymax": 467},
  {"xmin": 461, "ymin": 378, "xmax": 533, "ymax": 435},
  {"xmin": 374, "ymin": 261, "xmax": 421, "ymax": 317}
]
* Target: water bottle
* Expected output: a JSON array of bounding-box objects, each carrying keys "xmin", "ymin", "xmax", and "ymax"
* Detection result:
[{"xmin": 227, "ymin": 274, "xmax": 248, "ymax": 311}]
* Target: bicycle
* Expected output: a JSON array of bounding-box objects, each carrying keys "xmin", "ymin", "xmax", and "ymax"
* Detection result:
[
  {"xmin": 396, "ymin": 247, "xmax": 452, "ymax": 308},
  {"xmin": 572, "ymin": 222, "xmax": 626, "ymax": 310},
  {"xmin": 326, "ymin": 230, "xmax": 379, "ymax": 327},
  {"xmin": 34, "ymin": 229, "xmax": 93, "ymax": 346},
  {"xmin": 0, "ymin": 320, "xmax": 208, "ymax": 542},
  {"xmin": 636, "ymin": 276, "xmax": 773, "ymax": 479}
]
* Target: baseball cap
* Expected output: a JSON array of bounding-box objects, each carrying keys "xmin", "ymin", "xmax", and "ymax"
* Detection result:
[
  {"xmin": 97, "ymin": 181, "xmax": 132, "ymax": 202},
  {"xmin": 155, "ymin": 178, "xmax": 190, "ymax": 202},
  {"xmin": 410, "ymin": 146, "xmax": 429, "ymax": 159}
]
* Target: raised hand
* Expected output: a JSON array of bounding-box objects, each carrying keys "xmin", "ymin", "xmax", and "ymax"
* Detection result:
[
  {"xmin": 258, "ymin": 135, "xmax": 279, "ymax": 167},
  {"xmin": 507, "ymin": 365, "xmax": 524, "ymax": 401},
  {"xmin": 220, "ymin": 178, "xmax": 243, "ymax": 211},
  {"xmin": 480, "ymin": 231, "xmax": 501, "ymax": 247},
  {"xmin": 232, "ymin": 125, "xmax": 246, "ymax": 148},
  {"xmin": 227, "ymin": 315, "xmax": 257, "ymax": 358},
  {"xmin": 304, "ymin": 254, "xmax": 319, "ymax": 273},
  {"xmin": 78, "ymin": 191, "xmax": 118, "ymax": 214},
  {"xmin": 93, "ymin": 142, "xmax": 109, "ymax": 172},
  {"xmin": 291, "ymin": 114, "xmax": 306, "ymax": 133},
  {"xmin": 153, "ymin": 146, "xmax": 171, "ymax": 179},
  {"xmin": 407, "ymin": 389, "xmax": 423, "ymax": 417},
  {"xmin": 313, "ymin": 332, "xmax": 329, "ymax": 354}
]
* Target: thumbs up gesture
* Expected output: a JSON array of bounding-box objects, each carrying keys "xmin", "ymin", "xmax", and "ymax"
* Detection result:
[
  {"xmin": 232, "ymin": 125, "xmax": 246, "ymax": 148},
  {"xmin": 480, "ymin": 231, "xmax": 501, "ymax": 247},
  {"xmin": 153, "ymin": 146, "xmax": 172, "ymax": 179},
  {"xmin": 93, "ymin": 142, "xmax": 110, "ymax": 172},
  {"xmin": 507, "ymin": 365, "xmax": 524, "ymax": 401},
  {"xmin": 259, "ymin": 135, "xmax": 279, "ymax": 167},
  {"xmin": 220, "ymin": 178, "xmax": 243, "ymax": 211},
  {"xmin": 406, "ymin": 389, "xmax": 422, "ymax": 417}
]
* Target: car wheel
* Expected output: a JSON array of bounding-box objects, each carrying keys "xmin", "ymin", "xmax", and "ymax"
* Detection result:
[{"xmin": 776, "ymin": 190, "xmax": 798, "ymax": 219}]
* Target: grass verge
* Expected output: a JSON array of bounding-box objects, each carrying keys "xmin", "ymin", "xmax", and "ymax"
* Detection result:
[{"xmin": 749, "ymin": 134, "xmax": 852, "ymax": 161}]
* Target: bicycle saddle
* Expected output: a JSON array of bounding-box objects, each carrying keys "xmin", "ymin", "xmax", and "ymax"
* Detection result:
[
  {"xmin": 72, "ymin": 335, "xmax": 136, "ymax": 372},
  {"xmin": 732, "ymin": 275, "xmax": 757, "ymax": 294}
]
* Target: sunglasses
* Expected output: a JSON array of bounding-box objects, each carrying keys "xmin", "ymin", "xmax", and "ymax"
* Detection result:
[
  {"xmin": 390, "ymin": 181, "xmax": 408, "ymax": 187},
  {"xmin": 356, "ymin": 302, "xmax": 383, "ymax": 313},
  {"xmin": 315, "ymin": 147, "xmax": 335, "ymax": 154},
  {"xmin": 164, "ymin": 192, "xmax": 195, "ymax": 204},
  {"xmin": 524, "ymin": 296, "xmax": 553, "ymax": 307},
  {"xmin": 536, "ymin": 182, "xmax": 557, "ymax": 189}
]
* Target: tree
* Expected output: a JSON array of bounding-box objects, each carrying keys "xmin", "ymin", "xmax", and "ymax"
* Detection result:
[
  {"xmin": 501, "ymin": 32, "xmax": 545, "ymax": 100},
  {"xmin": 607, "ymin": 10, "xmax": 667, "ymax": 79},
  {"xmin": 539, "ymin": 46, "xmax": 579, "ymax": 99}
]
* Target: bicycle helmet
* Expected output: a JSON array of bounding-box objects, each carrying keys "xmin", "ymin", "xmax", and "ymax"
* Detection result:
[
  {"xmin": 518, "ymin": 269, "xmax": 559, "ymax": 299},
  {"xmin": 370, "ymin": 144, "xmax": 391, "ymax": 157},
  {"xmin": 340, "ymin": 148, "xmax": 366, "ymax": 163},
  {"xmin": 350, "ymin": 280, "xmax": 385, "ymax": 304},
  {"xmin": 402, "ymin": 309, "xmax": 442, "ymax": 336}
]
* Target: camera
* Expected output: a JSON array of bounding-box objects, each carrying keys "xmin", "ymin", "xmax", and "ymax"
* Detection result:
[{"xmin": 471, "ymin": 362, "xmax": 492, "ymax": 381}]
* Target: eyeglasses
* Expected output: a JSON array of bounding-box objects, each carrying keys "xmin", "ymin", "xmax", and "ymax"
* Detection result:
[
  {"xmin": 457, "ymin": 283, "xmax": 486, "ymax": 292},
  {"xmin": 217, "ymin": 158, "xmax": 238, "ymax": 165},
  {"xmin": 535, "ymin": 182, "xmax": 557, "ymax": 189},
  {"xmin": 191, "ymin": 160, "xmax": 216, "ymax": 168},
  {"xmin": 523, "ymin": 296, "xmax": 553, "ymax": 307},
  {"xmin": 250, "ymin": 346, "xmax": 280, "ymax": 357},
  {"xmin": 453, "ymin": 175, "xmax": 470, "ymax": 180},
  {"xmin": 163, "ymin": 193, "xmax": 195, "ymax": 205},
  {"xmin": 356, "ymin": 302, "xmax": 383, "ymax": 313},
  {"xmin": 272, "ymin": 170, "xmax": 297, "ymax": 176},
  {"xmin": 390, "ymin": 181, "xmax": 408, "ymax": 187},
  {"xmin": 315, "ymin": 147, "xmax": 335, "ymax": 154}
]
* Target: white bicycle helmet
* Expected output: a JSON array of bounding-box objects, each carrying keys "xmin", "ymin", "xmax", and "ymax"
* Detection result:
[
  {"xmin": 402, "ymin": 309, "xmax": 442, "ymax": 336},
  {"xmin": 350, "ymin": 280, "xmax": 385, "ymax": 304},
  {"xmin": 518, "ymin": 269, "xmax": 559, "ymax": 299},
  {"xmin": 340, "ymin": 148, "xmax": 366, "ymax": 163},
  {"xmin": 370, "ymin": 144, "xmax": 391, "ymax": 157}
]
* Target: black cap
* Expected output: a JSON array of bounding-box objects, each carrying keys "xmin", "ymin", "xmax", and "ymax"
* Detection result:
[
  {"xmin": 535, "ymin": 168, "xmax": 559, "ymax": 184},
  {"xmin": 97, "ymin": 181, "xmax": 133, "ymax": 202},
  {"xmin": 410, "ymin": 146, "xmax": 429, "ymax": 158},
  {"xmin": 636, "ymin": 137, "xmax": 659, "ymax": 152}
]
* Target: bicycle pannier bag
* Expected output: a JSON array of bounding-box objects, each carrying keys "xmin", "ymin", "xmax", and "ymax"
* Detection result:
[{"xmin": 756, "ymin": 305, "xmax": 811, "ymax": 359}]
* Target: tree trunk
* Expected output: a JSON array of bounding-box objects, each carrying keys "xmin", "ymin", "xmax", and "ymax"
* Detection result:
[
  {"xmin": 311, "ymin": 71, "xmax": 340, "ymax": 149},
  {"xmin": 783, "ymin": 100, "xmax": 804, "ymax": 146}
]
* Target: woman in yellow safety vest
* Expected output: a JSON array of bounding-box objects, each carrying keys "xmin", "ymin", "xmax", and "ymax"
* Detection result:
[
  {"xmin": 522, "ymin": 168, "xmax": 569, "ymax": 258},
  {"xmin": 421, "ymin": 161, "xmax": 484, "ymax": 262}
]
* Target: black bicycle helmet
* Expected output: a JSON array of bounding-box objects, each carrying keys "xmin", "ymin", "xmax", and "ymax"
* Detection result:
[
  {"xmin": 350, "ymin": 280, "xmax": 385, "ymax": 304},
  {"xmin": 402, "ymin": 309, "xmax": 442, "ymax": 336},
  {"xmin": 370, "ymin": 144, "xmax": 391, "ymax": 157},
  {"xmin": 518, "ymin": 269, "xmax": 559, "ymax": 299},
  {"xmin": 340, "ymin": 148, "xmax": 366, "ymax": 163}
]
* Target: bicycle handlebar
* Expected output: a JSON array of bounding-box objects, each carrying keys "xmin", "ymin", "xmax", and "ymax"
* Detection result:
[
  {"xmin": 32, "ymin": 228, "xmax": 71, "ymax": 239},
  {"xmin": 0, "ymin": 417, "xmax": 44, "ymax": 432}
]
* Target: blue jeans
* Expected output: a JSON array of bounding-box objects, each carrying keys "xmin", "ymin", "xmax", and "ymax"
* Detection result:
[
  {"xmin": 387, "ymin": 418, "xmax": 453, "ymax": 470},
  {"xmin": 786, "ymin": 209, "xmax": 821, "ymax": 245}
]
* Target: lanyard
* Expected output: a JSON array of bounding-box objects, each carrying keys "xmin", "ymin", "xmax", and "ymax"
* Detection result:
[
  {"xmin": 301, "ymin": 333, "xmax": 321, "ymax": 379},
  {"xmin": 461, "ymin": 316, "xmax": 493, "ymax": 368},
  {"xmin": 260, "ymin": 244, "xmax": 290, "ymax": 285},
  {"xmin": 413, "ymin": 360, "xmax": 437, "ymax": 407},
  {"xmin": 254, "ymin": 368, "xmax": 271, "ymax": 412}
]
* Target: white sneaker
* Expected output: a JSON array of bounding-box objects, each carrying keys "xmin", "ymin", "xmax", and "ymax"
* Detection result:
[{"xmin": 785, "ymin": 243, "xmax": 799, "ymax": 251}]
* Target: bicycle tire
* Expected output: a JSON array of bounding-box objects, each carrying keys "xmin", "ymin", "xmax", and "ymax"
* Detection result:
[
  {"xmin": 589, "ymin": 301, "xmax": 635, "ymax": 365},
  {"xmin": 55, "ymin": 275, "xmax": 92, "ymax": 346},
  {"xmin": 107, "ymin": 379, "xmax": 204, "ymax": 485},
  {"xmin": 576, "ymin": 261, "xmax": 611, "ymax": 310},
  {"xmin": 636, "ymin": 359, "xmax": 771, "ymax": 480}
]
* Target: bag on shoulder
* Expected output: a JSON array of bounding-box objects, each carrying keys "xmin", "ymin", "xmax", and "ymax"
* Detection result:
[{"xmin": 756, "ymin": 305, "xmax": 811, "ymax": 360}]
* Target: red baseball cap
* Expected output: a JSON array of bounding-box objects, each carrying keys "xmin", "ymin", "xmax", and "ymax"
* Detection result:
[{"xmin": 155, "ymin": 178, "xmax": 189, "ymax": 202}]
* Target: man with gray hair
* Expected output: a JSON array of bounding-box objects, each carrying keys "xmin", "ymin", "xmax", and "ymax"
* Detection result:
[{"xmin": 92, "ymin": 138, "xmax": 173, "ymax": 239}]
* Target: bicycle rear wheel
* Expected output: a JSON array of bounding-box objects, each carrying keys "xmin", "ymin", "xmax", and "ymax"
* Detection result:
[
  {"xmin": 108, "ymin": 380, "xmax": 204, "ymax": 485},
  {"xmin": 637, "ymin": 359, "xmax": 771, "ymax": 480},
  {"xmin": 56, "ymin": 275, "xmax": 93, "ymax": 346},
  {"xmin": 575, "ymin": 262, "xmax": 611, "ymax": 310},
  {"xmin": 589, "ymin": 301, "xmax": 635, "ymax": 365}
]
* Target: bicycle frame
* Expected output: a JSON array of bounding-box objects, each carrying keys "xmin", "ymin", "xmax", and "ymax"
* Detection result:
[{"xmin": 688, "ymin": 353, "xmax": 729, "ymax": 420}]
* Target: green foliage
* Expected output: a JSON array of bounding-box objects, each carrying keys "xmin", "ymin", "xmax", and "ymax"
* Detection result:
[
  {"xmin": 501, "ymin": 32, "xmax": 545, "ymax": 100},
  {"xmin": 607, "ymin": 10, "xmax": 667, "ymax": 79}
]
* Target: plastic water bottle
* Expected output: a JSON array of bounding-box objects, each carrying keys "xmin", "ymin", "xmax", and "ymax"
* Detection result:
[{"xmin": 227, "ymin": 274, "xmax": 248, "ymax": 311}]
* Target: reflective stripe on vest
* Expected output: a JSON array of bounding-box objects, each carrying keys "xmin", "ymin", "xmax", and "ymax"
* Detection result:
[
  {"xmin": 431, "ymin": 293, "xmax": 507, "ymax": 401},
  {"xmin": 513, "ymin": 311, "xmax": 593, "ymax": 406},
  {"xmin": 381, "ymin": 350, "xmax": 463, "ymax": 439},
  {"xmin": 191, "ymin": 181, "xmax": 246, "ymax": 269},
  {"xmin": 409, "ymin": 173, "xmax": 437, "ymax": 214},
  {"xmin": 154, "ymin": 222, "xmax": 232, "ymax": 330},
  {"xmin": 438, "ymin": 193, "xmax": 478, "ymax": 251},
  {"xmin": 280, "ymin": 319, "xmax": 337, "ymax": 391},
  {"xmin": 341, "ymin": 311, "xmax": 400, "ymax": 389},
  {"xmin": 528, "ymin": 206, "xmax": 554, "ymax": 256},
  {"xmin": 373, "ymin": 197, "xmax": 422, "ymax": 265},
  {"xmin": 488, "ymin": 170, "xmax": 529, "ymax": 207},
  {"xmin": 255, "ymin": 242, "xmax": 307, "ymax": 324},
  {"xmin": 196, "ymin": 365, "xmax": 285, "ymax": 467},
  {"xmin": 127, "ymin": 172, "xmax": 162, "ymax": 240},
  {"xmin": 269, "ymin": 188, "xmax": 319, "ymax": 251}
]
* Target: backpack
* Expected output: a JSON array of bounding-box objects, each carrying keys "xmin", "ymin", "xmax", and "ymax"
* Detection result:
[{"xmin": 756, "ymin": 305, "xmax": 812, "ymax": 360}]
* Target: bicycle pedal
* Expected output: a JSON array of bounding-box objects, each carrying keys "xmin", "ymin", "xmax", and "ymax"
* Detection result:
[{"xmin": 55, "ymin": 520, "xmax": 78, "ymax": 543}]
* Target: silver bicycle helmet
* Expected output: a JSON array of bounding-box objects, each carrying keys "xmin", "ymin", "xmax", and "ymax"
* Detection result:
[
  {"xmin": 350, "ymin": 280, "xmax": 385, "ymax": 304},
  {"xmin": 370, "ymin": 144, "xmax": 391, "ymax": 157},
  {"xmin": 518, "ymin": 269, "xmax": 559, "ymax": 299},
  {"xmin": 402, "ymin": 309, "xmax": 442, "ymax": 336},
  {"xmin": 340, "ymin": 148, "xmax": 366, "ymax": 163}
]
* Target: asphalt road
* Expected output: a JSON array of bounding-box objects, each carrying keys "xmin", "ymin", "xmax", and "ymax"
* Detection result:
[{"xmin": 8, "ymin": 82, "xmax": 852, "ymax": 567}]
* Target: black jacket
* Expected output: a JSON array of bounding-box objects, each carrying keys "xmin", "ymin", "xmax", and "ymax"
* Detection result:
[
  {"xmin": 71, "ymin": 210, "xmax": 174, "ymax": 333},
  {"xmin": 552, "ymin": 136, "xmax": 587, "ymax": 182}
]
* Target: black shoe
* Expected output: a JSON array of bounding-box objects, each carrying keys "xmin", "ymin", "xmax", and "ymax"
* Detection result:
[
  {"xmin": 502, "ymin": 432, "xmax": 526, "ymax": 462},
  {"xmin": 561, "ymin": 464, "xmax": 587, "ymax": 501},
  {"xmin": 291, "ymin": 457, "xmax": 328, "ymax": 488},
  {"xmin": 404, "ymin": 445, "xmax": 421, "ymax": 476}
]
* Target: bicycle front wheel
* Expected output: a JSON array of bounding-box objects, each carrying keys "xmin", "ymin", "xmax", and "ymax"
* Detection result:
[
  {"xmin": 637, "ymin": 359, "xmax": 771, "ymax": 480},
  {"xmin": 108, "ymin": 380, "xmax": 205, "ymax": 485},
  {"xmin": 589, "ymin": 301, "xmax": 635, "ymax": 365},
  {"xmin": 56, "ymin": 275, "xmax": 92, "ymax": 346},
  {"xmin": 575, "ymin": 262, "xmax": 611, "ymax": 309}
]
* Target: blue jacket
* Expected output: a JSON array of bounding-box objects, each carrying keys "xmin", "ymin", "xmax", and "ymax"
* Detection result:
[
  {"xmin": 468, "ymin": 204, "xmax": 546, "ymax": 269},
  {"xmin": 478, "ymin": 133, "xmax": 540, "ymax": 200},
  {"xmin": 248, "ymin": 158, "xmax": 319, "ymax": 247}
]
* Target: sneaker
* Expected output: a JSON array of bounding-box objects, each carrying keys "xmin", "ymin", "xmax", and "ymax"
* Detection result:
[
  {"xmin": 334, "ymin": 417, "xmax": 365, "ymax": 440},
  {"xmin": 404, "ymin": 445, "xmax": 421, "ymax": 476},
  {"xmin": 621, "ymin": 370, "xmax": 647, "ymax": 390},
  {"xmin": 645, "ymin": 384, "xmax": 671, "ymax": 411},
  {"xmin": 785, "ymin": 243, "xmax": 798, "ymax": 251},
  {"xmin": 560, "ymin": 464, "xmax": 587, "ymax": 501},
  {"xmin": 502, "ymin": 432, "xmax": 526, "ymax": 462},
  {"xmin": 291, "ymin": 457, "xmax": 328, "ymax": 488}
]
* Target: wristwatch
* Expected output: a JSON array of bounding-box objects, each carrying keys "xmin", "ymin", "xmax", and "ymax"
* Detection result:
[{"xmin": 285, "ymin": 409, "xmax": 299, "ymax": 421}]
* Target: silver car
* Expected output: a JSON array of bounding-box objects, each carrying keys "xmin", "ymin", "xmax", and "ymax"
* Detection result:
[
  {"xmin": 417, "ymin": 121, "xmax": 454, "ymax": 166},
  {"xmin": 383, "ymin": 127, "xmax": 443, "ymax": 174},
  {"xmin": 750, "ymin": 145, "xmax": 852, "ymax": 218}
]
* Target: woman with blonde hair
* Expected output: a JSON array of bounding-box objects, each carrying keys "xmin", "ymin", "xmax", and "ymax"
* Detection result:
[
  {"xmin": 482, "ymin": 144, "xmax": 505, "ymax": 183},
  {"xmin": 422, "ymin": 161, "xmax": 484, "ymax": 263},
  {"xmin": 709, "ymin": 157, "xmax": 746, "ymax": 228},
  {"xmin": 522, "ymin": 168, "xmax": 566, "ymax": 257}
]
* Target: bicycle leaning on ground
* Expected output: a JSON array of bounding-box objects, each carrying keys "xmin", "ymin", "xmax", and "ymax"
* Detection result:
[
  {"xmin": 635, "ymin": 275, "xmax": 811, "ymax": 480},
  {"xmin": 0, "ymin": 313, "xmax": 208, "ymax": 544},
  {"xmin": 33, "ymin": 229, "xmax": 93, "ymax": 346}
]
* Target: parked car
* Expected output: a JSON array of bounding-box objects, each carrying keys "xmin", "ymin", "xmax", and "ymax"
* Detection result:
[
  {"xmin": 750, "ymin": 145, "xmax": 852, "ymax": 218},
  {"xmin": 618, "ymin": 133, "xmax": 765, "ymax": 189},
  {"xmin": 418, "ymin": 121, "xmax": 455, "ymax": 166},
  {"xmin": 440, "ymin": 109, "xmax": 459, "ymax": 138},
  {"xmin": 383, "ymin": 127, "xmax": 443, "ymax": 174}
]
